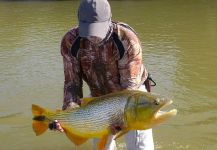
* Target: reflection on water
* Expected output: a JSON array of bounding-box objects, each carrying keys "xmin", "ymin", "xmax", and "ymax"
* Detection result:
[{"xmin": 0, "ymin": 0, "xmax": 217, "ymax": 149}]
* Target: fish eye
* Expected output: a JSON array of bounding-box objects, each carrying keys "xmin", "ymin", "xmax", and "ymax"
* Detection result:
[{"xmin": 153, "ymin": 99, "xmax": 160, "ymax": 105}]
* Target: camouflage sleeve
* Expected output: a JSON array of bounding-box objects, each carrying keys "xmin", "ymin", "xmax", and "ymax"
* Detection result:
[
  {"xmin": 118, "ymin": 33, "xmax": 148, "ymax": 89},
  {"xmin": 60, "ymin": 30, "xmax": 83, "ymax": 110}
]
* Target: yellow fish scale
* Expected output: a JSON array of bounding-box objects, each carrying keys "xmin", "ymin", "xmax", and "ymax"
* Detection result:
[
  {"xmin": 50, "ymin": 95, "xmax": 128, "ymax": 137},
  {"xmin": 32, "ymin": 90, "xmax": 177, "ymax": 150}
]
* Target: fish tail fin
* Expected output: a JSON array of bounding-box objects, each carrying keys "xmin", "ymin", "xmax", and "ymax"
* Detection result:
[
  {"xmin": 32, "ymin": 104, "xmax": 51, "ymax": 136},
  {"xmin": 32, "ymin": 119, "xmax": 48, "ymax": 136}
]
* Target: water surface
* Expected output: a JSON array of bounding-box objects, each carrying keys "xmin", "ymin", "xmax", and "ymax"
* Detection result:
[{"xmin": 0, "ymin": 0, "xmax": 217, "ymax": 149}]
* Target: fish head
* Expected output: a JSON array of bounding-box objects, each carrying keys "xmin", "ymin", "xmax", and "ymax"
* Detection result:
[{"xmin": 126, "ymin": 91, "xmax": 177, "ymax": 129}]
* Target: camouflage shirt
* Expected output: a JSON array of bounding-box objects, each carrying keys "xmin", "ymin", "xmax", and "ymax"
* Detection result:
[{"xmin": 61, "ymin": 22, "xmax": 148, "ymax": 110}]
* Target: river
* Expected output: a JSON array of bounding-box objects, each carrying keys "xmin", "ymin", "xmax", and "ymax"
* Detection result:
[{"xmin": 0, "ymin": 0, "xmax": 217, "ymax": 149}]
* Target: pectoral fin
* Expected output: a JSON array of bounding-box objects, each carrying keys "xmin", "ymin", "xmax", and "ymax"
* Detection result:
[
  {"xmin": 62, "ymin": 126, "xmax": 88, "ymax": 146},
  {"xmin": 114, "ymin": 129, "xmax": 129, "ymax": 140},
  {"xmin": 98, "ymin": 134, "xmax": 109, "ymax": 150}
]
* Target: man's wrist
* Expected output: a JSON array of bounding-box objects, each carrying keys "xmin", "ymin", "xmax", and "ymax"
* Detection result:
[{"xmin": 62, "ymin": 98, "xmax": 80, "ymax": 110}]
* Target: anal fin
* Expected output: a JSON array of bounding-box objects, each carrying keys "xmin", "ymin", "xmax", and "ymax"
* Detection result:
[
  {"xmin": 98, "ymin": 134, "xmax": 109, "ymax": 150},
  {"xmin": 62, "ymin": 126, "xmax": 88, "ymax": 146}
]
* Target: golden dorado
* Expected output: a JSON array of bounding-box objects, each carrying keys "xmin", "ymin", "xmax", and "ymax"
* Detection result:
[{"xmin": 32, "ymin": 90, "xmax": 177, "ymax": 150}]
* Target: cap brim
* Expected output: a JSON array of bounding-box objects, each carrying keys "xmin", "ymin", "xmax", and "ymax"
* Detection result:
[{"xmin": 79, "ymin": 20, "xmax": 111, "ymax": 39}]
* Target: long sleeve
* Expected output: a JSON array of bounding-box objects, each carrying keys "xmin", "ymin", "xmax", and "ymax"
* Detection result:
[
  {"xmin": 118, "ymin": 28, "xmax": 148, "ymax": 90},
  {"xmin": 60, "ymin": 30, "xmax": 83, "ymax": 110}
]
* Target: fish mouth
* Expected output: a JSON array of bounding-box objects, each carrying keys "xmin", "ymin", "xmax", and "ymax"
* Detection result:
[{"xmin": 154, "ymin": 100, "xmax": 177, "ymax": 122}]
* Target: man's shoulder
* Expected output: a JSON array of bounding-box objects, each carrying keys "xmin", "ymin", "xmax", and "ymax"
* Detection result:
[
  {"xmin": 115, "ymin": 22, "xmax": 137, "ymax": 35},
  {"xmin": 62, "ymin": 27, "xmax": 79, "ymax": 43},
  {"xmin": 113, "ymin": 21, "xmax": 140, "ymax": 46}
]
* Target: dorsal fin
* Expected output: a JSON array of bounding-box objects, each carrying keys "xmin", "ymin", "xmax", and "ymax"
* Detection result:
[{"xmin": 81, "ymin": 97, "xmax": 96, "ymax": 106}]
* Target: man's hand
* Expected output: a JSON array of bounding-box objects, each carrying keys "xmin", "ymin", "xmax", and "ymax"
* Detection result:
[
  {"xmin": 62, "ymin": 100, "xmax": 81, "ymax": 110},
  {"xmin": 65, "ymin": 101, "xmax": 80, "ymax": 110},
  {"xmin": 51, "ymin": 101, "xmax": 81, "ymax": 133},
  {"xmin": 49, "ymin": 120, "xmax": 64, "ymax": 132}
]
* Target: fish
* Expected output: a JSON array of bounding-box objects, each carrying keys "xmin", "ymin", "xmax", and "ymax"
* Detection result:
[{"xmin": 32, "ymin": 90, "xmax": 177, "ymax": 150}]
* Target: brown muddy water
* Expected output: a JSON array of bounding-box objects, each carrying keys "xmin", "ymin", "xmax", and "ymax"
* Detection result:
[{"xmin": 0, "ymin": 0, "xmax": 217, "ymax": 149}]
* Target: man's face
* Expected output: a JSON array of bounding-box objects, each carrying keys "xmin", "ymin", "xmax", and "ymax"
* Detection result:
[{"xmin": 87, "ymin": 36, "xmax": 103, "ymax": 44}]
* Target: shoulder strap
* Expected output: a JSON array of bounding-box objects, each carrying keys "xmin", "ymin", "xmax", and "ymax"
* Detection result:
[
  {"xmin": 70, "ymin": 23, "xmax": 136, "ymax": 59},
  {"xmin": 112, "ymin": 22, "xmax": 138, "ymax": 59},
  {"xmin": 71, "ymin": 36, "xmax": 81, "ymax": 58},
  {"xmin": 117, "ymin": 22, "xmax": 137, "ymax": 35},
  {"xmin": 112, "ymin": 32, "xmax": 125, "ymax": 60}
]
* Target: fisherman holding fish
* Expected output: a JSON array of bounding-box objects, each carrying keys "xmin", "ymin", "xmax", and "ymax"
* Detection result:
[
  {"xmin": 32, "ymin": 0, "xmax": 177, "ymax": 148},
  {"xmin": 56, "ymin": 0, "xmax": 154, "ymax": 149}
]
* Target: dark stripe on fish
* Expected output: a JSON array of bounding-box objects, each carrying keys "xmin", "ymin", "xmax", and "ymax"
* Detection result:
[{"xmin": 33, "ymin": 116, "xmax": 46, "ymax": 121}]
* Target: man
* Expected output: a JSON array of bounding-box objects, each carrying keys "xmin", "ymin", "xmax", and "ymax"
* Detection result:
[{"xmin": 55, "ymin": 0, "xmax": 154, "ymax": 149}]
